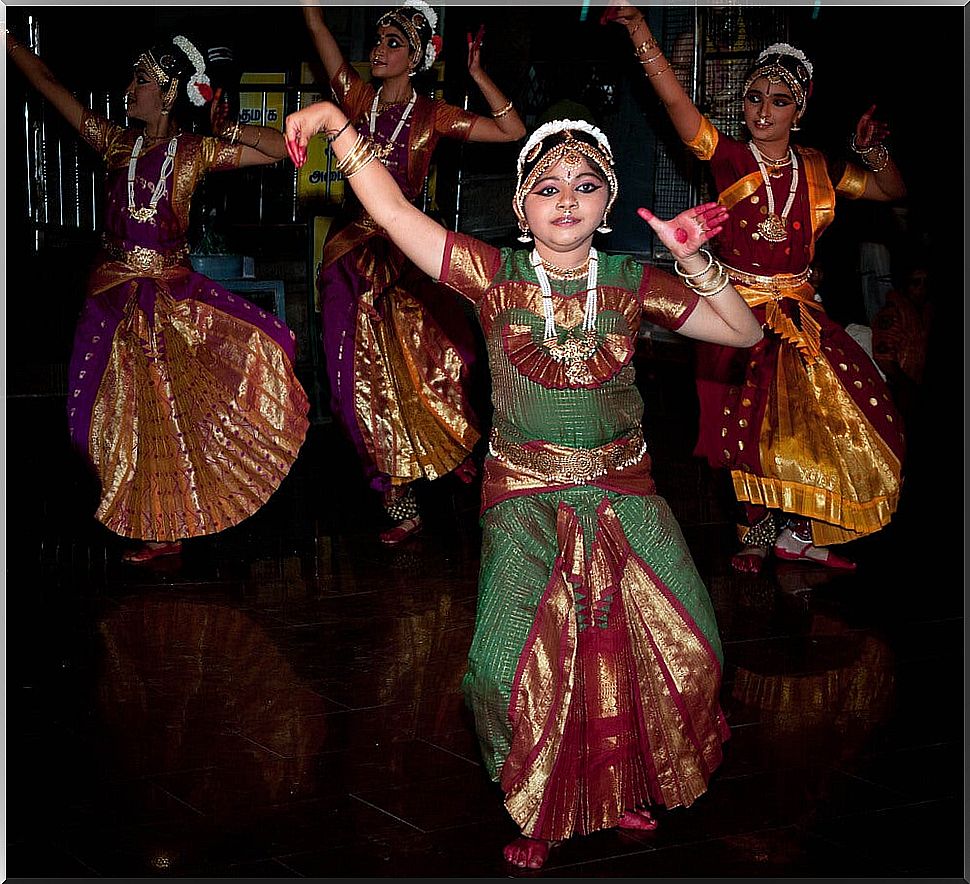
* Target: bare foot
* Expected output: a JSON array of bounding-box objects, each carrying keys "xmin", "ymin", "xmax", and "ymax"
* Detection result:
[
  {"xmin": 774, "ymin": 527, "xmax": 856, "ymax": 571},
  {"xmin": 121, "ymin": 541, "xmax": 182, "ymax": 564},
  {"xmin": 379, "ymin": 516, "xmax": 423, "ymax": 546},
  {"xmin": 730, "ymin": 544, "xmax": 768, "ymax": 574},
  {"xmin": 618, "ymin": 808, "xmax": 658, "ymax": 831},
  {"xmin": 503, "ymin": 836, "xmax": 555, "ymax": 869}
]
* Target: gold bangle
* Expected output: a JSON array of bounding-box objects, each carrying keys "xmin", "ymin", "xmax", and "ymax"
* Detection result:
[
  {"xmin": 247, "ymin": 128, "xmax": 261, "ymax": 150},
  {"xmin": 336, "ymin": 135, "xmax": 378, "ymax": 177},
  {"xmin": 341, "ymin": 139, "xmax": 378, "ymax": 178},
  {"xmin": 491, "ymin": 100, "xmax": 514, "ymax": 119},
  {"xmin": 639, "ymin": 51, "xmax": 664, "ymax": 66},
  {"xmin": 647, "ymin": 64, "xmax": 671, "ymax": 79},
  {"xmin": 634, "ymin": 38, "xmax": 658, "ymax": 57},
  {"xmin": 335, "ymin": 134, "xmax": 365, "ymax": 172}
]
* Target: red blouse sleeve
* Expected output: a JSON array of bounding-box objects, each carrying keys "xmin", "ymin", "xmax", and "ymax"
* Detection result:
[
  {"xmin": 439, "ymin": 231, "xmax": 502, "ymax": 303},
  {"xmin": 639, "ymin": 263, "xmax": 699, "ymax": 331}
]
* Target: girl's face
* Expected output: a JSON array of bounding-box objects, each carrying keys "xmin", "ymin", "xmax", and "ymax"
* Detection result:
[
  {"xmin": 369, "ymin": 25, "xmax": 414, "ymax": 80},
  {"xmin": 124, "ymin": 65, "xmax": 164, "ymax": 123},
  {"xmin": 743, "ymin": 76, "xmax": 800, "ymax": 148},
  {"xmin": 523, "ymin": 154, "xmax": 610, "ymax": 260}
]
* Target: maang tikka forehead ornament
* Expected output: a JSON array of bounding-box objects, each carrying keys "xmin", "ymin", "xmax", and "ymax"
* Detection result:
[
  {"xmin": 743, "ymin": 42, "xmax": 813, "ymax": 109},
  {"xmin": 376, "ymin": 0, "xmax": 442, "ymax": 73},
  {"xmin": 513, "ymin": 119, "xmax": 619, "ymax": 234}
]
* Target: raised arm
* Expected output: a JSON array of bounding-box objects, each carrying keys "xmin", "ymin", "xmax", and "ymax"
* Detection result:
[
  {"xmin": 851, "ymin": 104, "xmax": 906, "ymax": 202},
  {"xmin": 463, "ymin": 26, "xmax": 526, "ymax": 143},
  {"xmin": 603, "ymin": 1, "xmax": 702, "ymax": 144},
  {"xmin": 640, "ymin": 204, "xmax": 763, "ymax": 348},
  {"xmin": 286, "ymin": 102, "xmax": 447, "ymax": 279},
  {"xmin": 302, "ymin": 3, "xmax": 349, "ymax": 83},
  {"xmin": 7, "ymin": 32, "xmax": 86, "ymax": 133}
]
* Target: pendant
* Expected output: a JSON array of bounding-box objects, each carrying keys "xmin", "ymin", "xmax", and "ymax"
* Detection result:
[
  {"xmin": 756, "ymin": 212, "xmax": 788, "ymax": 243},
  {"xmin": 128, "ymin": 206, "xmax": 158, "ymax": 222},
  {"xmin": 542, "ymin": 329, "xmax": 599, "ymax": 385}
]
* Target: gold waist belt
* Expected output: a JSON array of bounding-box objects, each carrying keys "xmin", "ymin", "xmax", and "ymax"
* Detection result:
[
  {"xmin": 489, "ymin": 426, "xmax": 646, "ymax": 485},
  {"xmin": 104, "ymin": 241, "xmax": 189, "ymax": 273},
  {"xmin": 722, "ymin": 262, "xmax": 811, "ymax": 290}
]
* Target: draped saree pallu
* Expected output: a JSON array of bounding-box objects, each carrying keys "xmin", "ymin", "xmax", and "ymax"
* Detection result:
[
  {"xmin": 441, "ymin": 233, "xmax": 729, "ymax": 844},
  {"xmin": 686, "ymin": 115, "xmax": 905, "ymax": 546},
  {"xmin": 69, "ymin": 111, "xmax": 309, "ymax": 542}
]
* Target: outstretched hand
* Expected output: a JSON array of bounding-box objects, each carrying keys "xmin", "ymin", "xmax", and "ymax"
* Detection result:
[
  {"xmin": 467, "ymin": 25, "xmax": 485, "ymax": 76},
  {"xmin": 854, "ymin": 104, "xmax": 889, "ymax": 150},
  {"xmin": 638, "ymin": 202, "xmax": 728, "ymax": 260}
]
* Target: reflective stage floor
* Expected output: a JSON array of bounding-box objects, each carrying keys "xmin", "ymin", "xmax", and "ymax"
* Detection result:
[{"xmin": 5, "ymin": 354, "xmax": 964, "ymax": 879}]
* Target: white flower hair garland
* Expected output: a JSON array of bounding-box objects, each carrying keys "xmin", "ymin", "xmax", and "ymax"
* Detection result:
[
  {"xmin": 517, "ymin": 119, "xmax": 613, "ymax": 173},
  {"xmin": 173, "ymin": 35, "xmax": 212, "ymax": 107},
  {"xmin": 759, "ymin": 42, "xmax": 813, "ymax": 80}
]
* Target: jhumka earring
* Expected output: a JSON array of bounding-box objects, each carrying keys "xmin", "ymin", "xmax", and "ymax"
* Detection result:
[
  {"xmin": 517, "ymin": 222, "xmax": 533, "ymax": 243},
  {"xmin": 790, "ymin": 114, "xmax": 802, "ymax": 133},
  {"xmin": 596, "ymin": 216, "xmax": 613, "ymax": 234}
]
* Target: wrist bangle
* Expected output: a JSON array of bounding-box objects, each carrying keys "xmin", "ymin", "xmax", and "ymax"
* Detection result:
[
  {"xmin": 327, "ymin": 118, "xmax": 352, "ymax": 142},
  {"xmin": 638, "ymin": 51, "xmax": 664, "ymax": 66},
  {"xmin": 491, "ymin": 100, "xmax": 514, "ymax": 119},
  {"xmin": 634, "ymin": 38, "xmax": 658, "ymax": 57},
  {"xmin": 647, "ymin": 64, "xmax": 671, "ymax": 79}
]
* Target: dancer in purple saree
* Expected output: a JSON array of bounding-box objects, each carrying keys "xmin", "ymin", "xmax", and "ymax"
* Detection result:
[
  {"xmin": 8, "ymin": 30, "xmax": 310, "ymax": 563},
  {"xmin": 303, "ymin": 1, "xmax": 526, "ymax": 544}
]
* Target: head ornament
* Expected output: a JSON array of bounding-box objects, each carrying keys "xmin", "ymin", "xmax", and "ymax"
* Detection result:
[
  {"xmin": 513, "ymin": 119, "xmax": 618, "ymax": 233},
  {"xmin": 744, "ymin": 42, "xmax": 813, "ymax": 109},
  {"xmin": 377, "ymin": 0, "xmax": 442, "ymax": 73}
]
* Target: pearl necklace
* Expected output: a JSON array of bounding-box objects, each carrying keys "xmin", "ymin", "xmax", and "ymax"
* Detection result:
[
  {"xmin": 531, "ymin": 248, "xmax": 599, "ymax": 341},
  {"xmin": 127, "ymin": 134, "xmax": 179, "ymax": 222},
  {"xmin": 368, "ymin": 86, "xmax": 417, "ymax": 163},
  {"xmin": 749, "ymin": 141, "xmax": 799, "ymax": 243}
]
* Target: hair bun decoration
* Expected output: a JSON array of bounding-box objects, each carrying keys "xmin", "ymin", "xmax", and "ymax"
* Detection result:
[
  {"xmin": 172, "ymin": 34, "xmax": 212, "ymax": 106},
  {"xmin": 758, "ymin": 41, "xmax": 814, "ymax": 80},
  {"xmin": 403, "ymin": 0, "xmax": 438, "ymax": 32}
]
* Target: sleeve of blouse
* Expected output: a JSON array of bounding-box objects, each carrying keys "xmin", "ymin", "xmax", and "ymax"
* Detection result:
[
  {"xmin": 200, "ymin": 135, "xmax": 243, "ymax": 172},
  {"xmin": 433, "ymin": 99, "xmax": 478, "ymax": 142},
  {"xmin": 638, "ymin": 261, "xmax": 700, "ymax": 332},
  {"xmin": 78, "ymin": 109, "xmax": 125, "ymax": 159},
  {"xmin": 330, "ymin": 62, "xmax": 371, "ymax": 120},
  {"xmin": 834, "ymin": 157, "xmax": 870, "ymax": 199},
  {"xmin": 683, "ymin": 114, "xmax": 720, "ymax": 161},
  {"xmin": 438, "ymin": 231, "xmax": 502, "ymax": 304}
]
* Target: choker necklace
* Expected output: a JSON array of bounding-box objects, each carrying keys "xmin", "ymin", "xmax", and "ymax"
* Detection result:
[
  {"xmin": 127, "ymin": 134, "xmax": 179, "ymax": 222},
  {"xmin": 751, "ymin": 142, "xmax": 792, "ymax": 178},
  {"xmin": 539, "ymin": 255, "xmax": 591, "ymax": 281},
  {"xmin": 369, "ymin": 86, "xmax": 417, "ymax": 163},
  {"xmin": 749, "ymin": 141, "xmax": 799, "ymax": 243}
]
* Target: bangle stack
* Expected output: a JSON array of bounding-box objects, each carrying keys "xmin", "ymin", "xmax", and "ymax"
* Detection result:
[
  {"xmin": 850, "ymin": 134, "xmax": 890, "ymax": 173},
  {"xmin": 491, "ymin": 100, "xmax": 514, "ymax": 119},
  {"xmin": 335, "ymin": 133, "xmax": 378, "ymax": 178},
  {"xmin": 674, "ymin": 248, "xmax": 730, "ymax": 298}
]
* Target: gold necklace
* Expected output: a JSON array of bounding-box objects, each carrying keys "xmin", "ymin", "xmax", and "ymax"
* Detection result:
[{"xmin": 540, "ymin": 256, "xmax": 590, "ymax": 280}]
